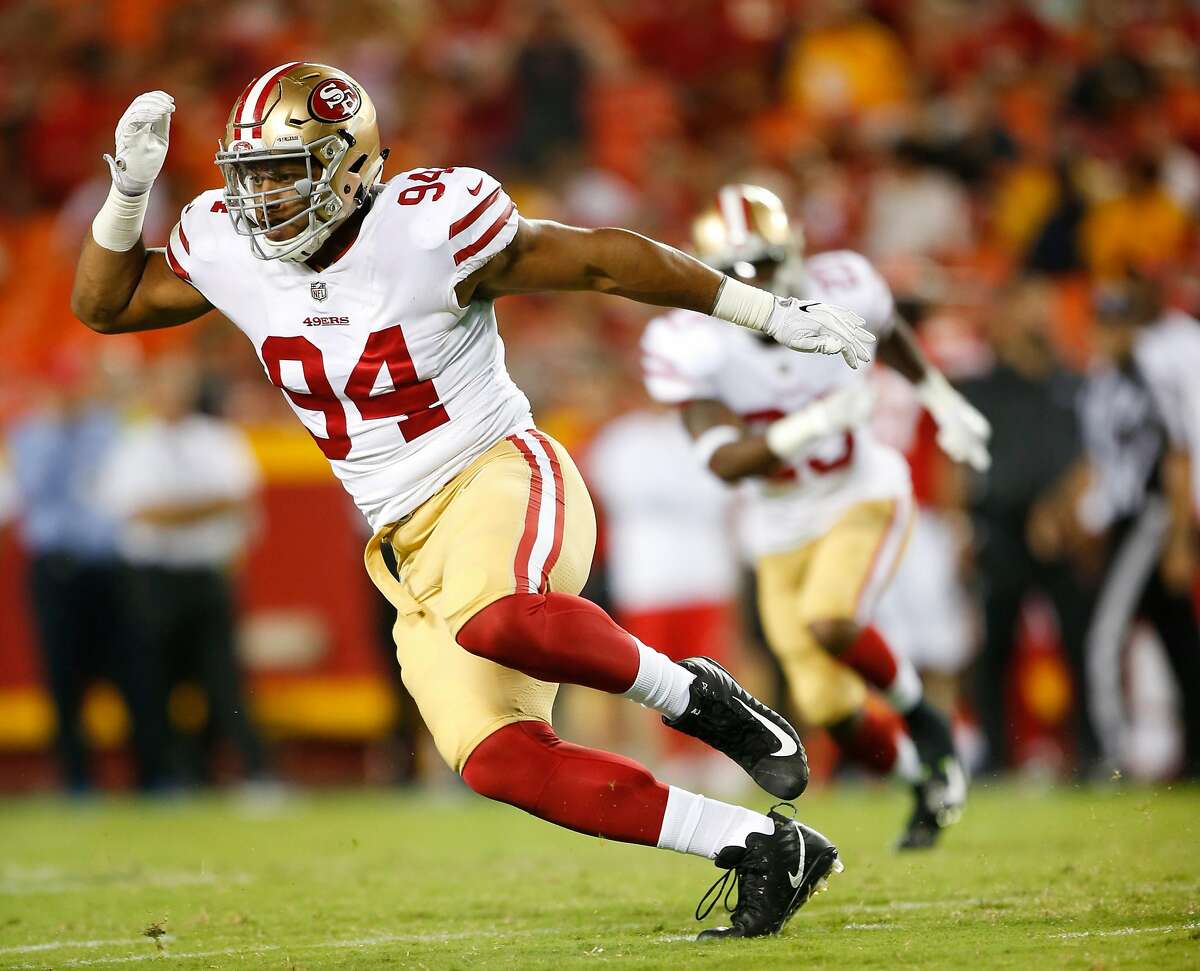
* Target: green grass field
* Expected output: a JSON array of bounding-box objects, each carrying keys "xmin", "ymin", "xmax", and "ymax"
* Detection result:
[{"xmin": 1, "ymin": 782, "xmax": 1197, "ymax": 970}]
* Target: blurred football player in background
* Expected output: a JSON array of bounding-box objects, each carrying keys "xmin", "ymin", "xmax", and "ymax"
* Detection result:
[
  {"xmin": 643, "ymin": 185, "xmax": 989, "ymax": 848},
  {"xmin": 586, "ymin": 403, "xmax": 744, "ymax": 790},
  {"xmin": 70, "ymin": 65, "xmax": 879, "ymax": 939},
  {"xmin": 1076, "ymin": 275, "xmax": 1200, "ymax": 778}
]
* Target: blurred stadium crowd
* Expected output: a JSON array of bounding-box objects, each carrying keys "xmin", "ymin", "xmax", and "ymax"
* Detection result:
[{"xmin": 1, "ymin": 0, "xmax": 1198, "ymax": 794}]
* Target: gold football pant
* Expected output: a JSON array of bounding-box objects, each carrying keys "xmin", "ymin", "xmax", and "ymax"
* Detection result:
[
  {"xmin": 364, "ymin": 429, "xmax": 596, "ymax": 773},
  {"xmin": 755, "ymin": 496, "xmax": 913, "ymax": 726}
]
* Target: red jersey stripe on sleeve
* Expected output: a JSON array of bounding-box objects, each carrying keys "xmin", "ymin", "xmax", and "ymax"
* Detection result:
[
  {"xmin": 164, "ymin": 241, "xmax": 192, "ymax": 282},
  {"xmin": 177, "ymin": 221, "xmax": 191, "ymax": 255},
  {"xmin": 452, "ymin": 201, "xmax": 515, "ymax": 267},
  {"xmin": 448, "ymin": 186, "xmax": 502, "ymax": 239}
]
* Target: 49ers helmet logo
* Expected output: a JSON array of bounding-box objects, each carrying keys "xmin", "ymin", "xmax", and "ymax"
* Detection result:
[{"xmin": 308, "ymin": 78, "xmax": 361, "ymax": 122}]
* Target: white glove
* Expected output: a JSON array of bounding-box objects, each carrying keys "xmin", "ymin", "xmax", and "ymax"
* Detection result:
[
  {"xmin": 103, "ymin": 91, "xmax": 174, "ymax": 196},
  {"xmin": 764, "ymin": 297, "xmax": 875, "ymax": 369},
  {"xmin": 766, "ymin": 383, "xmax": 875, "ymax": 460},
  {"xmin": 711, "ymin": 278, "xmax": 875, "ymax": 369},
  {"xmin": 916, "ymin": 371, "xmax": 992, "ymax": 472}
]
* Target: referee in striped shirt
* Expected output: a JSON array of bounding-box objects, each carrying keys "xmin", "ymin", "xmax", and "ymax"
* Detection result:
[{"xmin": 1076, "ymin": 276, "xmax": 1200, "ymax": 778}]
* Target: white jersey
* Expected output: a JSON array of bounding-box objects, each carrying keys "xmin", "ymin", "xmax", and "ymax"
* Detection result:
[
  {"xmin": 642, "ymin": 249, "xmax": 911, "ymax": 557},
  {"xmin": 1079, "ymin": 309, "xmax": 1200, "ymax": 526},
  {"xmin": 166, "ymin": 167, "xmax": 533, "ymax": 530},
  {"xmin": 585, "ymin": 410, "xmax": 738, "ymax": 612}
]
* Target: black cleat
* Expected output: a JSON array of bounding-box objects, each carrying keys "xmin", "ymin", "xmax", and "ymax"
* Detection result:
[
  {"xmin": 896, "ymin": 755, "xmax": 967, "ymax": 851},
  {"xmin": 896, "ymin": 786, "xmax": 941, "ymax": 850},
  {"xmin": 897, "ymin": 700, "xmax": 967, "ymax": 851},
  {"xmin": 665, "ymin": 657, "xmax": 808, "ymax": 799},
  {"xmin": 695, "ymin": 807, "xmax": 842, "ymax": 940}
]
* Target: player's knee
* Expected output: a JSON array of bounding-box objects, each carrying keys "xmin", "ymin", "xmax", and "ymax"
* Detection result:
[
  {"xmin": 789, "ymin": 675, "xmax": 864, "ymax": 728},
  {"xmin": 455, "ymin": 593, "xmax": 545, "ymax": 662},
  {"xmin": 460, "ymin": 720, "xmax": 558, "ymax": 808},
  {"xmin": 807, "ymin": 617, "xmax": 861, "ymax": 656}
]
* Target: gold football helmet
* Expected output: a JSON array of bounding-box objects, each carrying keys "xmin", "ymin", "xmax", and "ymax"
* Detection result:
[
  {"xmin": 215, "ymin": 62, "xmax": 386, "ymax": 262},
  {"xmin": 692, "ymin": 184, "xmax": 805, "ymax": 292}
]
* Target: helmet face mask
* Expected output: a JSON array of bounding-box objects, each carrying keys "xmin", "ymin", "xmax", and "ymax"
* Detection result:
[
  {"xmin": 217, "ymin": 135, "xmax": 349, "ymax": 261},
  {"xmin": 215, "ymin": 63, "xmax": 384, "ymax": 263}
]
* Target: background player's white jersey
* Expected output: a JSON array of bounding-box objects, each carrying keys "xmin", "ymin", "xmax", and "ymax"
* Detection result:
[
  {"xmin": 166, "ymin": 167, "xmax": 533, "ymax": 530},
  {"xmin": 642, "ymin": 249, "xmax": 911, "ymax": 556},
  {"xmin": 586, "ymin": 409, "xmax": 738, "ymax": 612}
]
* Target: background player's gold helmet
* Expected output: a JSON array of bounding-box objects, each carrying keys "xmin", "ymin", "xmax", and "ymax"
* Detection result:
[
  {"xmin": 692, "ymin": 184, "xmax": 805, "ymax": 292},
  {"xmin": 215, "ymin": 62, "xmax": 385, "ymax": 262}
]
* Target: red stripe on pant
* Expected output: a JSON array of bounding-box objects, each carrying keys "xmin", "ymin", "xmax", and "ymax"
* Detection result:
[
  {"xmin": 508, "ymin": 433, "xmax": 543, "ymax": 594},
  {"xmin": 507, "ymin": 432, "xmax": 564, "ymax": 594},
  {"xmin": 462, "ymin": 720, "xmax": 669, "ymax": 846},
  {"xmin": 528, "ymin": 430, "xmax": 565, "ymax": 584}
]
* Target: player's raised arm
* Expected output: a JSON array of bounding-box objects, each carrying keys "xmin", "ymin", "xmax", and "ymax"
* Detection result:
[
  {"xmin": 460, "ymin": 217, "xmax": 875, "ymax": 369},
  {"xmin": 71, "ymin": 92, "xmax": 212, "ymax": 334},
  {"xmin": 875, "ymin": 315, "xmax": 992, "ymax": 472}
]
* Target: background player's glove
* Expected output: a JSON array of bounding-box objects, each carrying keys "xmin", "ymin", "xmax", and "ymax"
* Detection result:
[
  {"xmin": 763, "ymin": 296, "xmax": 875, "ymax": 369},
  {"xmin": 917, "ymin": 371, "xmax": 992, "ymax": 472},
  {"xmin": 103, "ymin": 91, "xmax": 174, "ymax": 196},
  {"xmin": 765, "ymin": 383, "xmax": 875, "ymax": 460}
]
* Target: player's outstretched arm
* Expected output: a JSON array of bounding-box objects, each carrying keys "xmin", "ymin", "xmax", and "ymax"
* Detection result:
[
  {"xmin": 683, "ymin": 386, "xmax": 874, "ymax": 483},
  {"xmin": 878, "ymin": 316, "xmax": 991, "ymax": 472},
  {"xmin": 462, "ymin": 217, "xmax": 875, "ymax": 369},
  {"xmin": 71, "ymin": 91, "xmax": 211, "ymax": 334}
]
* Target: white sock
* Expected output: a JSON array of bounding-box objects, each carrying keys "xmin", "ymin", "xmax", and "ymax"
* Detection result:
[
  {"xmin": 622, "ymin": 638, "xmax": 695, "ymax": 720},
  {"xmin": 893, "ymin": 732, "xmax": 923, "ymax": 785},
  {"xmin": 887, "ymin": 658, "xmax": 924, "ymax": 715},
  {"xmin": 656, "ymin": 785, "xmax": 775, "ymax": 859}
]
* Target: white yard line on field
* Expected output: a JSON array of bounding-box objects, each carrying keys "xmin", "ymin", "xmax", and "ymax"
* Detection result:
[
  {"xmin": 12, "ymin": 944, "xmax": 274, "ymax": 968},
  {"xmin": 0, "ymin": 938, "xmax": 172, "ymax": 957},
  {"xmin": 8, "ymin": 915, "xmax": 1198, "ymax": 966},
  {"xmin": 7, "ymin": 927, "xmax": 623, "ymax": 969},
  {"xmin": 829, "ymin": 897, "xmax": 1022, "ymax": 913},
  {"xmin": 1051, "ymin": 922, "xmax": 1199, "ymax": 940},
  {"xmin": 0, "ymin": 869, "xmax": 252, "ymax": 896}
]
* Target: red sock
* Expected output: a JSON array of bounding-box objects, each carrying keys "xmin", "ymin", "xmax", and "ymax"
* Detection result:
[
  {"xmin": 840, "ymin": 626, "xmax": 898, "ymax": 690},
  {"xmin": 842, "ymin": 626, "xmax": 923, "ymax": 713},
  {"xmin": 461, "ymin": 720, "xmax": 669, "ymax": 846},
  {"xmin": 456, "ymin": 592, "xmax": 640, "ymax": 693},
  {"xmin": 833, "ymin": 704, "xmax": 906, "ymax": 776}
]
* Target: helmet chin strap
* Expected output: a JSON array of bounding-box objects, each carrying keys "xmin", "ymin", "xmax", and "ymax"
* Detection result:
[{"xmin": 276, "ymin": 217, "xmax": 339, "ymax": 262}]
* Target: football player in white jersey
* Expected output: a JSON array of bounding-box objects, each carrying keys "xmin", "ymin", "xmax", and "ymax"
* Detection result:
[
  {"xmin": 642, "ymin": 185, "xmax": 990, "ymax": 848},
  {"xmin": 71, "ymin": 66, "xmax": 878, "ymax": 940}
]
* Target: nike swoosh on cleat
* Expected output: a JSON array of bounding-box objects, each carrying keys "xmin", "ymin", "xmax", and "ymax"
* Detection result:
[
  {"xmin": 467, "ymin": 179, "xmax": 484, "ymax": 195},
  {"xmin": 734, "ymin": 698, "xmax": 798, "ymax": 758},
  {"xmin": 788, "ymin": 825, "xmax": 807, "ymax": 888}
]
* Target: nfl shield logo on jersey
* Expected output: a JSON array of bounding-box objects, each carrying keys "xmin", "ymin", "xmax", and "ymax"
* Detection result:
[{"xmin": 311, "ymin": 281, "xmax": 328, "ymax": 302}]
